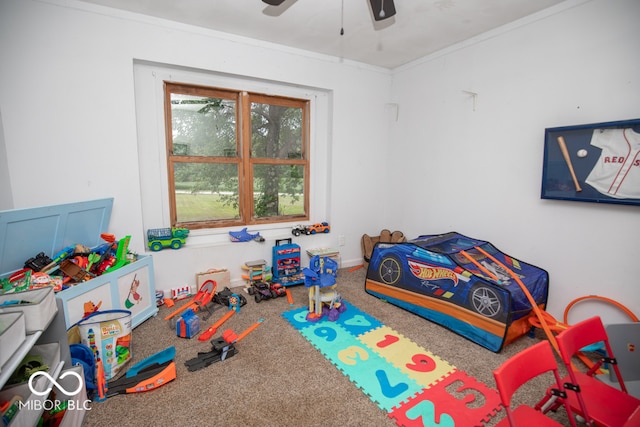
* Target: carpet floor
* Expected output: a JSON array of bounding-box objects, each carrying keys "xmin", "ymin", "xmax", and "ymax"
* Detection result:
[{"xmin": 82, "ymin": 267, "xmax": 573, "ymax": 426}]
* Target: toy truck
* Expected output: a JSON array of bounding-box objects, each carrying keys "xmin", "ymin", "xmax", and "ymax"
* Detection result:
[
  {"xmin": 291, "ymin": 222, "xmax": 330, "ymax": 236},
  {"xmin": 147, "ymin": 227, "xmax": 190, "ymax": 251}
]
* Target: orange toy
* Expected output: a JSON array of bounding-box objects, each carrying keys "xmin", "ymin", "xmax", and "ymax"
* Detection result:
[
  {"xmin": 198, "ymin": 291, "xmax": 243, "ymax": 341},
  {"xmin": 199, "ymin": 310, "xmax": 236, "ymax": 341},
  {"xmin": 164, "ymin": 280, "xmax": 217, "ymax": 321}
]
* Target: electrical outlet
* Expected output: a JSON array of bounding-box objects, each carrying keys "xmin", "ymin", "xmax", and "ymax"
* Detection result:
[{"xmin": 338, "ymin": 235, "xmax": 346, "ymax": 246}]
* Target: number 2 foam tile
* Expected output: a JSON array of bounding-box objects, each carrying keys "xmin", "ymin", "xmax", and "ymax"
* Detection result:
[
  {"xmin": 301, "ymin": 319, "xmax": 423, "ymax": 412},
  {"xmin": 358, "ymin": 325, "xmax": 456, "ymax": 389},
  {"xmin": 389, "ymin": 370, "xmax": 502, "ymax": 427}
]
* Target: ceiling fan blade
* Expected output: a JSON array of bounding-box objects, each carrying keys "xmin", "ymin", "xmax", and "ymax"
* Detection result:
[
  {"xmin": 369, "ymin": 0, "xmax": 396, "ymax": 21},
  {"xmin": 262, "ymin": 0, "xmax": 287, "ymax": 5}
]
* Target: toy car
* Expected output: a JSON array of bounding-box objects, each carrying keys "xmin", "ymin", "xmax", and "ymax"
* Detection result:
[
  {"xmin": 291, "ymin": 225, "xmax": 307, "ymax": 237},
  {"xmin": 247, "ymin": 281, "xmax": 286, "ymax": 302},
  {"xmin": 147, "ymin": 227, "xmax": 190, "ymax": 251},
  {"xmin": 306, "ymin": 222, "xmax": 330, "ymax": 234}
]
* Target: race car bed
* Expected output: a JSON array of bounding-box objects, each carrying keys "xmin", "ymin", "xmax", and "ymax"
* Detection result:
[{"xmin": 365, "ymin": 232, "xmax": 549, "ymax": 352}]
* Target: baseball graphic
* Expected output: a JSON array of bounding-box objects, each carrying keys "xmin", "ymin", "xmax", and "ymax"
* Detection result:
[{"xmin": 577, "ymin": 149, "xmax": 588, "ymax": 158}]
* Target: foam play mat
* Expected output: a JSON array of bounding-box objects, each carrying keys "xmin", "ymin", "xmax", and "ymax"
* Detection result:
[{"xmin": 282, "ymin": 301, "xmax": 502, "ymax": 426}]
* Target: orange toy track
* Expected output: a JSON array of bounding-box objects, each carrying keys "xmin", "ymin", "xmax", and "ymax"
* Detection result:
[
  {"xmin": 122, "ymin": 362, "xmax": 177, "ymax": 395},
  {"xmin": 198, "ymin": 309, "xmax": 236, "ymax": 341},
  {"xmin": 222, "ymin": 319, "xmax": 264, "ymax": 344},
  {"xmin": 476, "ymin": 243, "xmax": 639, "ymax": 374},
  {"xmin": 473, "ymin": 246, "xmax": 561, "ymax": 356},
  {"xmin": 164, "ymin": 280, "xmax": 217, "ymax": 321},
  {"xmin": 563, "ymin": 295, "xmax": 639, "ymax": 324}
]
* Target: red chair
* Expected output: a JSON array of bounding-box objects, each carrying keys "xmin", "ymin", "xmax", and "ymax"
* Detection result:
[
  {"xmin": 554, "ymin": 316, "xmax": 640, "ymax": 427},
  {"xmin": 493, "ymin": 340, "xmax": 577, "ymax": 426}
]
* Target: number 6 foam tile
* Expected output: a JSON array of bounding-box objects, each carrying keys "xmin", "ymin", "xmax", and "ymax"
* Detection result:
[
  {"xmin": 301, "ymin": 319, "xmax": 422, "ymax": 412},
  {"xmin": 359, "ymin": 326, "xmax": 456, "ymax": 389},
  {"xmin": 282, "ymin": 306, "xmax": 315, "ymax": 331},
  {"xmin": 300, "ymin": 319, "xmax": 358, "ymax": 361}
]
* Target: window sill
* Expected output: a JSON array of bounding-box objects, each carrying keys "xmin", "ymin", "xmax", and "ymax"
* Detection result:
[{"xmin": 170, "ymin": 224, "xmax": 301, "ymax": 249}]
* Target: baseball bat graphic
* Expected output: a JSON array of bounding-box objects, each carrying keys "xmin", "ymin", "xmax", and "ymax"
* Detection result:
[{"xmin": 557, "ymin": 136, "xmax": 582, "ymax": 192}]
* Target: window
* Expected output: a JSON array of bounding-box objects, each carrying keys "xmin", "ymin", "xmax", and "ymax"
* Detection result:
[{"xmin": 164, "ymin": 82, "xmax": 310, "ymax": 230}]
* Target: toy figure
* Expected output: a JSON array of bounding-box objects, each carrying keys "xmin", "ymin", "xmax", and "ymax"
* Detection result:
[
  {"xmin": 303, "ymin": 255, "xmax": 346, "ymax": 322},
  {"xmin": 83, "ymin": 300, "xmax": 102, "ymax": 318},
  {"xmin": 124, "ymin": 274, "xmax": 141, "ymax": 309},
  {"xmin": 229, "ymin": 227, "xmax": 264, "ymax": 242}
]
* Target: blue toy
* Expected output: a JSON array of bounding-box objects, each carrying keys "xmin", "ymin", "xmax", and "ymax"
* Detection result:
[
  {"xmin": 228, "ymin": 227, "xmax": 264, "ymax": 242},
  {"xmin": 303, "ymin": 255, "xmax": 345, "ymax": 322},
  {"xmin": 176, "ymin": 308, "xmax": 200, "ymax": 338}
]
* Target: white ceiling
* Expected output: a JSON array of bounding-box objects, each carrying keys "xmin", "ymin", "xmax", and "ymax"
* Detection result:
[{"xmin": 77, "ymin": 0, "xmax": 566, "ymax": 69}]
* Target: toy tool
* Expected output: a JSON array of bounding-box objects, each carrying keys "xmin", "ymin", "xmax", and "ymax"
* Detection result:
[
  {"xmin": 101, "ymin": 346, "xmax": 177, "ymax": 398},
  {"xmin": 164, "ymin": 280, "xmax": 217, "ymax": 321},
  {"xmin": 185, "ymin": 318, "xmax": 264, "ymax": 371}
]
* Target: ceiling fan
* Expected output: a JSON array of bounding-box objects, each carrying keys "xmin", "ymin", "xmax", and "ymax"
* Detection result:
[{"xmin": 262, "ymin": 0, "xmax": 396, "ymax": 22}]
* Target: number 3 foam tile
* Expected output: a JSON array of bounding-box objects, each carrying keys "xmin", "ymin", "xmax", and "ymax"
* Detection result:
[
  {"xmin": 390, "ymin": 370, "xmax": 502, "ymax": 427},
  {"xmin": 358, "ymin": 326, "xmax": 456, "ymax": 389},
  {"xmin": 301, "ymin": 319, "xmax": 422, "ymax": 412}
]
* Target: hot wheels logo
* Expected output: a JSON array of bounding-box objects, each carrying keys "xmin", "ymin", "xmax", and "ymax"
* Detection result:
[{"xmin": 408, "ymin": 260, "xmax": 458, "ymax": 284}]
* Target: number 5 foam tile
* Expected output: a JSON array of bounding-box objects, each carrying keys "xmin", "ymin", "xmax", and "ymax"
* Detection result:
[
  {"xmin": 301, "ymin": 319, "xmax": 423, "ymax": 412},
  {"xmin": 390, "ymin": 370, "xmax": 502, "ymax": 427},
  {"xmin": 358, "ymin": 325, "xmax": 456, "ymax": 389}
]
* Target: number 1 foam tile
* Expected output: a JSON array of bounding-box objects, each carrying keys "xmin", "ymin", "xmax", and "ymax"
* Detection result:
[
  {"xmin": 390, "ymin": 370, "xmax": 502, "ymax": 427},
  {"xmin": 301, "ymin": 319, "xmax": 422, "ymax": 412},
  {"xmin": 359, "ymin": 325, "xmax": 456, "ymax": 389}
]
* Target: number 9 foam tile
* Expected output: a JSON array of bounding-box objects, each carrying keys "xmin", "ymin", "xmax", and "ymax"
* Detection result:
[
  {"xmin": 358, "ymin": 325, "xmax": 456, "ymax": 388},
  {"xmin": 283, "ymin": 301, "xmax": 501, "ymax": 426},
  {"xmin": 301, "ymin": 319, "xmax": 423, "ymax": 412}
]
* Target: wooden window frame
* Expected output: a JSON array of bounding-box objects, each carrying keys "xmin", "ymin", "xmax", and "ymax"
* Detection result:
[{"xmin": 164, "ymin": 82, "xmax": 310, "ymax": 230}]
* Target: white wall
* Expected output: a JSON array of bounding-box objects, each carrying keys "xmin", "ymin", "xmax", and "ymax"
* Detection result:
[
  {"xmin": 0, "ymin": 0, "xmax": 391, "ymax": 289},
  {"xmin": 1, "ymin": 0, "xmax": 638, "ymax": 323},
  {"xmin": 389, "ymin": 0, "xmax": 640, "ymax": 322},
  {"xmin": 0, "ymin": 109, "xmax": 12, "ymax": 210}
]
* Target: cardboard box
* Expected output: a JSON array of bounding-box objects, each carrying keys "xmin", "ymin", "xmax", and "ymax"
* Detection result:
[{"xmin": 196, "ymin": 268, "xmax": 230, "ymax": 289}]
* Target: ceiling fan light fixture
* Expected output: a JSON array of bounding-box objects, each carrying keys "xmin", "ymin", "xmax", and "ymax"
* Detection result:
[
  {"xmin": 370, "ymin": 0, "xmax": 396, "ymax": 21},
  {"xmin": 262, "ymin": 0, "xmax": 286, "ymax": 5}
]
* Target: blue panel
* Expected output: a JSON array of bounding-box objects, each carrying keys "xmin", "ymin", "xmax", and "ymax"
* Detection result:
[{"xmin": 0, "ymin": 198, "xmax": 113, "ymax": 276}]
